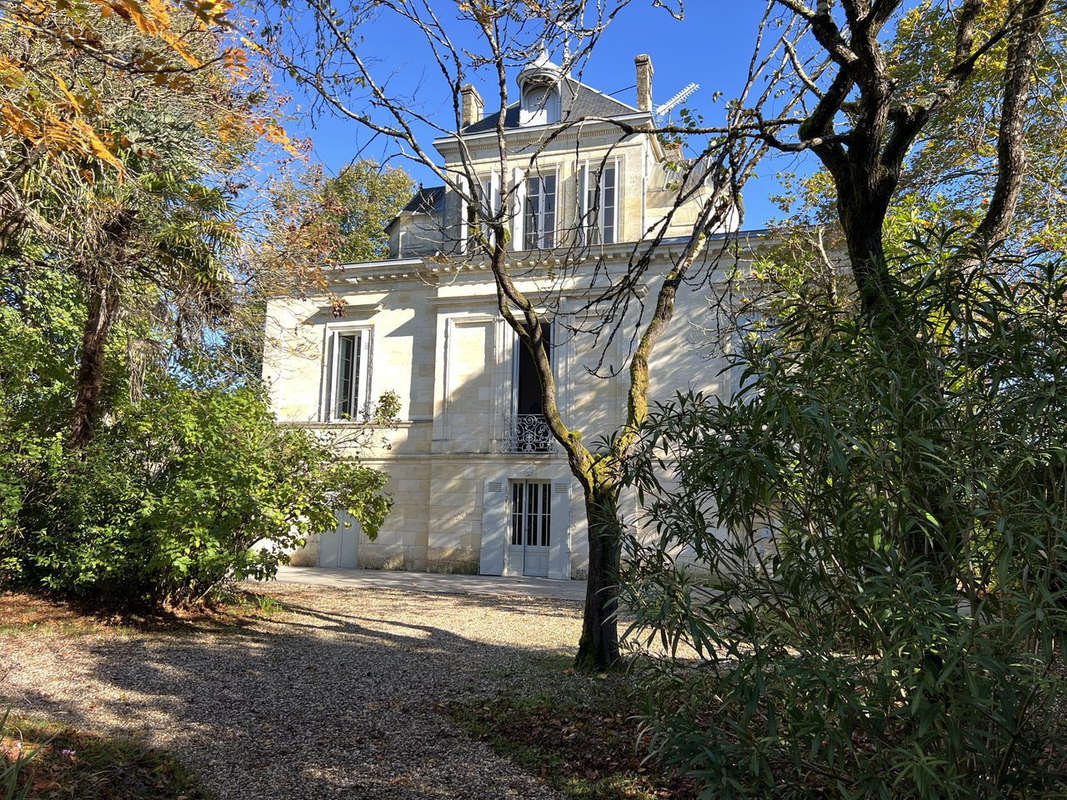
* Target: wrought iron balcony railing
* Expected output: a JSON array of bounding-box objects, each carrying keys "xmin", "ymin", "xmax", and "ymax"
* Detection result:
[{"xmin": 506, "ymin": 413, "xmax": 556, "ymax": 453}]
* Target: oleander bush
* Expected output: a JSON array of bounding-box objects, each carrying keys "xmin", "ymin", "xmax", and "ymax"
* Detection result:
[{"xmin": 622, "ymin": 232, "xmax": 1067, "ymax": 798}]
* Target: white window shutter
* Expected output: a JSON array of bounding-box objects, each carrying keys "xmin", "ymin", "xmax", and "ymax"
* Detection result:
[
  {"xmin": 551, "ymin": 165, "xmax": 560, "ymax": 248},
  {"xmin": 511, "ymin": 167, "xmax": 525, "ymax": 247},
  {"xmin": 480, "ymin": 479, "xmax": 507, "ymax": 575},
  {"xmin": 490, "ymin": 170, "xmax": 501, "ymax": 216},
  {"xmin": 548, "ymin": 480, "xmax": 571, "ymax": 579},
  {"xmin": 457, "ymin": 176, "xmax": 468, "ymax": 251},
  {"xmin": 328, "ymin": 330, "xmax": 341, "ymax": 421},
  {"xmin": 489, "ymin": 170, "xmax": 501, "ymax": 247},
  {"xmin": 612, "ymin": 156, "xmax": 622, "ymax": 242},
  {"xmin": 357, "ymin": 331, "xmax": 371, "ymax": 416},
  {"xmin": 578, "ymin": 161, "xmax": 588, "ymax": 243},
  {"xmin": 320, "ymin": 332, "xmax": 335, "ymax": 422}
]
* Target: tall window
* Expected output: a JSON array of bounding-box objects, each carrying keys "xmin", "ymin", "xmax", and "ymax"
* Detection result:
[
  {"xmin": 516, "ymin": 322, "xmax": 551, "ymax": 416},
  {"xmin": 510, "ymin": 323, "xmax": 554, "ymax": 453},
  {"xmin": 524, "ymin": 174, "xmax": 556, "ymax": 250},
  {"xmin": 511, "ymin": 480, "xmax": 551, "ymax": 547},
  {"xmin": 469, "ymin": 172, "xmax": 500, "ymax": 250},
  {"xmin": 325, "ymin": 329, "xmax": 369, "ymax": 421},
  {"xmin": 579, "ymin": 161, "xmax": 618, "ymax": 245}
]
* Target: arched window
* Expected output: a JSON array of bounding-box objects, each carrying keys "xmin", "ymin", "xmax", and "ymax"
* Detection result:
[{"xmin": 520, "ymin": 84, "xmax": 560, "ymax": 126}]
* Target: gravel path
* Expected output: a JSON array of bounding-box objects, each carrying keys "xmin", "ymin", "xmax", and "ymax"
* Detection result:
[{"xmin": 1, "ymin": 583, "xmax": 585, "ymax": 799}]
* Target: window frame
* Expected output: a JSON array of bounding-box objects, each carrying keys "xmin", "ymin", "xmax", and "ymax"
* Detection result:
[
  {"xmin": 520, "ymin": 85, "xmax": 561, "ymax": 126},
  {"xmin": 578, "ymin": 157, "xmax": 620, "ymax": 245},
  {"xmin": 511, "ymin": 320, "xmax": 555, "ymax": 417},
  {"xmin": 471, "ymin": 170, "xmax": 501, "ymax": 250},
  {"xmin": 510, "ymin": 480, "xmax": 552, "ymax": 548},
  {"xmin": 523, "ymin": 171, "xmax": 557, "ymax": 250},
  {"xmin": 321, "ymin": 325, "xmax": 373, "ymax": 422}
]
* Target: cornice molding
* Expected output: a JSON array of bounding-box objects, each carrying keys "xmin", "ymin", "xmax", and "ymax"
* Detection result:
[
  {"xmin": 318, "ymin": 229, "xmax": 774, "ymax": 290},
  {"xmin": 433, "ymin": 112, "xmax": 653, "ymax": 153}
]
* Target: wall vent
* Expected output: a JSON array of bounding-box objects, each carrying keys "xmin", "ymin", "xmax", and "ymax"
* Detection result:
[
  {"xmin": 553, "ymin": 483, "xmax": 569, "ymax": 495},
  {"xmin": 487, "ymin": 481, "xmax": 504, "ymax": 493}
]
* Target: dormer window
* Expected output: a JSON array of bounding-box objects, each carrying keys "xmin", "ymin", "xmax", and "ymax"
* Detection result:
[
  {"xmin": 517, "ymin": 50, "xmax": 563, "ymax": 127},
  {"xmin": 520, "ymin": 84, "xmax": 560, "ymax": 126}
]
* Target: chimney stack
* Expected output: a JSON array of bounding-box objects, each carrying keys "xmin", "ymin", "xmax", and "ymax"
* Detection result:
[
  {"xmin": 460, "ymin": 84, "xmax": 484, "ymax": 128},
  {"xmin": 635, "ymin": 54, "xmax": 653, "ymax": 113}
]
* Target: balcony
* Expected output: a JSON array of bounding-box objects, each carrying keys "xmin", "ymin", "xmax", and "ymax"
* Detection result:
[{"xmin": 506, "ymin": 414, "xmax": 557, "ymax": 454}]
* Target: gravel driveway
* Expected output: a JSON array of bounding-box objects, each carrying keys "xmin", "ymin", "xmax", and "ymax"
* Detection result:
[{"xmin": 1, "ymin": 582, "xmax": 584, "ymax": 799}]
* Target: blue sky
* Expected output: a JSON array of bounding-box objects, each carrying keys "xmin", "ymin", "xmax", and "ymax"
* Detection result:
[{"xmin": 283, "ymin": 2, "xmax": 819, "ymax": 229}]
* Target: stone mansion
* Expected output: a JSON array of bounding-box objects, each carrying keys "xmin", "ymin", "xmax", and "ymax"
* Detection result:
[{"xmin": 262, "ymin": 52, "xmax": 759, "ymax": 579}]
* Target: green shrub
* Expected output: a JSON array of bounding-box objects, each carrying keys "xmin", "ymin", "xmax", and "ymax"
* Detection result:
[
  {"xmin": 622, "ymin": 234, "xmax": 1067, "ymax": 798},
  {"xmin": 0, "ymin": 267, "xmax": 390, "ymax": 606},
  {"xmin": 10, "ymin": 380, "xmax": 389, "ymax": 605}
]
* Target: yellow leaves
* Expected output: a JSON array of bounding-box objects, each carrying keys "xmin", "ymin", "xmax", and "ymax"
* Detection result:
[
  {"xmin": 238, "ymin": 35, "xmax": 268, "ymax": 58},
  {"xmin": 0, "ymin": 56, "xmax": 23, "ymax": 89},
  {"xmin": 0, "ymin": 99, "xmax": 123, "ymax": 172},
  {"xmin": 249, "ymin": 117, "xmax": 304, "ymax": 159},
  {"xmin": 2, "ymin": 0, "xmax": 293, "ymax": 178},
  {"xmin": 214, "ymin": 111, "xmax": 245, "ymax": 145},
  {"xmin": 0, "ymin": 0, "xmax": 233, "ymax": 175},
  {"xmin": 53, "ymin": 74, "xmax": 88, "ymax": 116}
]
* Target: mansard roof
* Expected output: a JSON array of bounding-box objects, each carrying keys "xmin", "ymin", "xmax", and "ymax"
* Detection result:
[{"xmin": 460, "ymin": 77, "xmax": 638, "ymax": 134}]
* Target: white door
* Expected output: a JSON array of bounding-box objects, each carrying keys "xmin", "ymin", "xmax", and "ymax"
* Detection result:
[
  {"xmin": 318, "ymin": 513, "xmax": 359, "ymax": 569},
  {"xmin": 509, "ymin": 480, "xmax": 551, "ymax": 577}
]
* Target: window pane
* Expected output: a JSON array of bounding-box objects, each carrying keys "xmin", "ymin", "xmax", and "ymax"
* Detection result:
[
  {"xmin": 524, "ymin": 175, "xmax": 556, "ymax": 249},
  {"xmin": 337, "ymin": 334, "xmax": 357, "ymax": 418},
  {"xmin": 541, "ymin": 483, "xmax": 550, "ymax": 546},
  {"xmin": 524, "ymin": 177, "xmax": 540, "ymax": 249},
  {"xmin": 526, "ymin": 483, "xmax": 537, "ymax": 546},
  {"xmin": 602, "ymin": 166, "xmax": 616, "ymax": 244},
  {"xmin": 542, "ymin": 175, "xmax": 556, "ymax": 248},
  {"xmin": 512, "ymin": 482, "xmax": 523, "ymax": 545}
]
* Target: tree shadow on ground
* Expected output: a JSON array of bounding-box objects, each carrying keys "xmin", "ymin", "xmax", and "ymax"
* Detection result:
[{"xmin": 3, "ymin": 584, "xmax": 580, "ymax": 800}]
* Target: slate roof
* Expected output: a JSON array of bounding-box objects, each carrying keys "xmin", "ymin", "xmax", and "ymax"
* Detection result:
[
  {"xmin": 461, "ymin": 77, "xmax": 639, "ymax": 134},
  {"xmin": 400, "ymin": 185, "xmax": 445, "ymax": 215}
]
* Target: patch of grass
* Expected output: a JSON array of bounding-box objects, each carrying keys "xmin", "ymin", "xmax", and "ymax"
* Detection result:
[
  {"xmin": 1, "ymin": 714, "xmax": 213, "ymax": 800},
  {"xmin": 448, "ymin": 658, "xmax": 697, "ymax": 800},
  {"xmin": 0, "ymin": 589, "xmax": 285, "ymax": 638}
]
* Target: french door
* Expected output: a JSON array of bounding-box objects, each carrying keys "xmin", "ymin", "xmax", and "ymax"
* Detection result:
[{"xmin": 509, "ymin": 480, "xmax": 551, "ymax": 577}]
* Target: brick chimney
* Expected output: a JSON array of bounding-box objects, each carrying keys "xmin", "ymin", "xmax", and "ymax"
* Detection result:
[
  {"xmin": 635, "ymin": 54, "xmax": 653, "ymax": 112},
  {"xmin": 460, "ymin": 84, "xmax": 484, "ymax": 127}
]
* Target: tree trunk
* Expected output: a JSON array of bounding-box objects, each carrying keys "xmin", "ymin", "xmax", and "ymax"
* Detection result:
[
  {"xmin": 70, "ymin": 280, "xmax": 120, "ymax": 449},
  {"xmin": 836, "ymin": 179, "xmax": 898, "ymax": 321},
  {"xmin": 575, "ymin": 482, "xmax": 622, "ymax": 671}
]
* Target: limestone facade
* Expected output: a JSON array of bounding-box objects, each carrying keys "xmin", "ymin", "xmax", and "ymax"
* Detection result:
[{"xmin": 263, "ymin": 53, "xmax": 761, "ymax": 578}]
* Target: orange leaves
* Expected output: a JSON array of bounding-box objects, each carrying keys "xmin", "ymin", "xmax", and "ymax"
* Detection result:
[
  {"xmin": 1, "ymin": 0, "xmax": 298, "ymax": 179},
  {"xmin": 221, "ymin": 46, "xmax": 250, "ymax": 78},
  {"xmin": 93, "ymin": 0, "xmax": 203, "ymax": 67},
  {"xmin": 0, "ymin": 70, "xmax": 123, "ymax": 171},
  {"xmin": 251, "ymin": 117, "xmax": 304, "ymax": 158}
]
